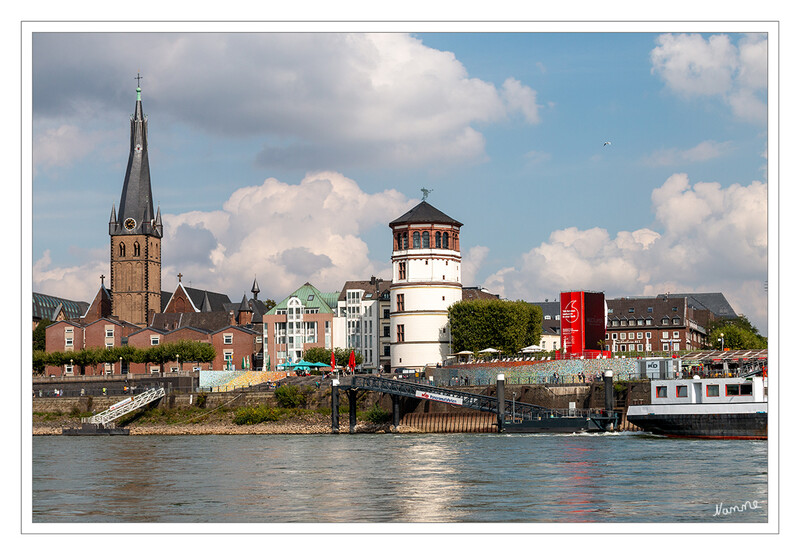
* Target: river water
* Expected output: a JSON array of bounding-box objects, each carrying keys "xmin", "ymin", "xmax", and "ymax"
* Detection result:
[{"xmin": 32, "ymin": 432, "xmax": 768, "ymax": 524}]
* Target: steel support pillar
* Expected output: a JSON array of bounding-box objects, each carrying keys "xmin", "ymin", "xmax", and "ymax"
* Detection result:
[
  {"xmin": 496, "ymin": 374, "xmax": 505, "ymax": 433},
  {"xmin": 604, "ymin": 370, "xmax": 614, "ymax": 412},
  {"xmin": 331, "ymin": 382, "xmax": 340, "ymax": 434},
  {"xmin": 348, "ymin": 389, "xmax": 357, "ymax": 434},
  {"xmin": 392, "ymin": 394, "xmax": 400, "ymax": 429}
]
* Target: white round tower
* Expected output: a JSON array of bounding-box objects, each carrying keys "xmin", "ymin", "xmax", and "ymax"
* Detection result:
[{"xmin": 389, "ymin": 201, "xmax": 463, "ymax": 370}]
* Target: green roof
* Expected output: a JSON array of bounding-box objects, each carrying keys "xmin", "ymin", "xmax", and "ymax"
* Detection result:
[{"xmin": 266, "ymin": 283, "xmax": 340, "ymax": 314}]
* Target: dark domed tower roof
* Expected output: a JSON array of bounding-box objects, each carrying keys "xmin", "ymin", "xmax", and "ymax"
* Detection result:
[{"xmin": 389, "ymin": 201, "xmax": 462, "ymax": 227}]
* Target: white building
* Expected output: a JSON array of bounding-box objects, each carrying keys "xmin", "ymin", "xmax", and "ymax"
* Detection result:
[
  {"xmin": 335, "ymin": 277, "xmax": 391, "ymax": 373},
  {"xmin": 389, "ymin": 201, "xmax": 463, "ymax": 370}
]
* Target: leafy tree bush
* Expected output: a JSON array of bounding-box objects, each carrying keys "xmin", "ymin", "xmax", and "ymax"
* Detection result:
[
  {"xmin": 303, "ymin": 347, "xmax": 362, "ymax": 367},
  {"xmin": 449, "ymin": 299, "xmax": 542, "ymax": 354},
  {"xmin": 704, "ymin": 315, "xmax": 767, "ymax": 349},
  {"xmin": 33, "ymin": 319, "xmax": 52, "ymax": 351},
  {"xmin": 364, "ymin": 404, "xmax": 391, "ymax": 424},
  {"xmin": 275, "ymin": 384, "xmax": 307, "ymax": 408},
  {"xmin": 233, "ymin": 405, "xmax": 281, "ymax": 425}
]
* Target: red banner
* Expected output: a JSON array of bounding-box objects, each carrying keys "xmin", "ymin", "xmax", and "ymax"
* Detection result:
[{"xmin": 561, "ymin": 291, "xmax": 606, "ymax": 355}]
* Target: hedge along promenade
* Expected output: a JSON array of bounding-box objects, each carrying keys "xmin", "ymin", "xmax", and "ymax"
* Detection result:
[{"xmin": 34, "ymin": 340, "xmax": 216, "ymax": 373}]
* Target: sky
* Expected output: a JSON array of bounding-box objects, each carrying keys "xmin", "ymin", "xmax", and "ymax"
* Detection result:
[{"xmin": 29, "ymin": 27, "xmax": 771, "ymax": 334}]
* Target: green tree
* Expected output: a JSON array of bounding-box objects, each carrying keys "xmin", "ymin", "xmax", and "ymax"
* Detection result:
[
  {"xmin": 304, "ymin": 347, "xmax": 362, "ymax": 367},
  {"xmin": 704, "ymin": 315, "xmax": 767, "ymax": 349},
  {"xmin": 33, "ymin": 318, "xmax": 52, "ymax": 351},
  {"xmin": 449, "ymin": 299, "xmax": 542, "ymax": 354}
]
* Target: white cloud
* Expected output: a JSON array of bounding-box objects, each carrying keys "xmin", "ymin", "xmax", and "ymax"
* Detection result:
[
  {"xmin": 33, "ymin": 250, "xmax": 109, "ymax": 303},
  {"xmin": 461, "ymin": 245, "xmax": 489, "ymax": 288},
  {"xmin": 33, "ymin": 33, "xmax": 543, "ymax": 170},
  {"xmin": 32, "ymin": 124, "xmax": 106, "ymax": 174},
  {"xmin": 643, "ymin": 140, "xmax": 733, "ymax": 166},
  {"xmin": 650, "ymin": 33, "xmax": 767, "ymax": 123},
  {"xmin": 479, "ymin": 173, "xmax": 768, "ymax": 332},
  {"xmin": 524, "ymin": 150, "xmax": 552, "ymax": 166}
]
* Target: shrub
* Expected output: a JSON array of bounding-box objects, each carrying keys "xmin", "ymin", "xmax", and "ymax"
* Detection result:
[
  {"xmin": 275, "ymin": 384, "xmax": 306, "ymax": 408},
  {"xmin": 233, "ymin": 405, "xmax": 281, "ymax": 425},
  {"xmin": 364, "ymin": 404, "xmax": 391, "ymax": 424}
]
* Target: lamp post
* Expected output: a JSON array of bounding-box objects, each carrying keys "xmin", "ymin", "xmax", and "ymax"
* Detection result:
[
  {"xmin": 718, "ymin": 333, "xmax": 724, "ymax": 352},
  {"xmin": 119, "ymin": 356, "xmax": 122, "ymax": 376},
  {"xmin": 512, "ymin": 391, "xmax": 516, "ymax": 422}
]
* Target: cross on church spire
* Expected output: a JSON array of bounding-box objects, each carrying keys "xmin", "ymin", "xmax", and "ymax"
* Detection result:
[
  {"xmin": 177, "ymin": 273, "xmax": 183, "ymax": 283},
  {"xmin": 100, "ymin": 274, "xmax": 105, "ymax": 286},
  {"xmin": 135, "ymin": 71, "xmax": 143, "ymax": 87}
]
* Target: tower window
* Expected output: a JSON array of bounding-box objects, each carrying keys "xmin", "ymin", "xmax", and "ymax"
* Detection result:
[
  {"xmin": 397, "ymin": 324, "xmax": 405, "ymax": 342},
  {"xmin": 119, "ymin": 242, "xmax": 126, "ymax": 257},
  {"xmin": 402, "ymin": 232, "xmax": 408, "ymax": 249},
  {"xmin": 412, "ymin": 231, "xmax": 420, "ymax": 249},
  {"xmin": 443, "ymin": 232, "xmax": 449, "ymax": 249},
  {"xmin": 435, "ymin": 231, "xmax": 442, "ymax": 248},
  {"xmin": 134, "ymin": 242, "xmax": 141, "ymax": 256},
  {"xmin": 422, "ymin": 231, "xmax": 430, "ymax": 248},
  {"xmin": 398, "ymin": 262, "xmax": 406, "ymax": 280},
  {"xmin": 396, "ymin": 294, "xmax": 404, "ymax": 312}
]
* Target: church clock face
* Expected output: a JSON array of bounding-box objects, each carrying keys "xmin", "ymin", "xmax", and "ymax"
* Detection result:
[{"xmin": 124, "ymin": 218, "xmax": 136, "ymax": 231}]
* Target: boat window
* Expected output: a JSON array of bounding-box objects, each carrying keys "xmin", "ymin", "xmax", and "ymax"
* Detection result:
[
  {"xmin": 706, "ymin": 384, "xmax": 719, "ymax": 397},
  {"xmin": 726, "ymin": 383, "xmax": 753, "ymax": 396},
  {"xmin": 656, "ymin": 386, "xmax": 667, "ymax": 398},
  {"xmin": 676, "ymin": 385, "xmax": 688, "ymax": 398}
]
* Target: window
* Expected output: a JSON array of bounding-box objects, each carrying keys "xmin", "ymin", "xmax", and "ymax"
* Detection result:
[
  {"xmin": 106, "ymin": 329, "xmax": 114, "ymax": 338},
  {"xmin": 662, "ymin": 318, "xmax": 669, "ymax": 325},
  {"xmin": 150, "ymin": 336, "xmax": 159, "ymax": 346},
  {"xmin": 673, "ymin": 318, "xmax": 680, "ymax": 325},
  {"xmin": 611, "ymin": 320, "xmax": 619, "ymax": 327},
  {"xmin": 134, "ymin": 242, "xmax": 141, "ymax": 256},
  {"xmin": 398, "ymin": 262, "xmax": 406, "ymax": 280},
  {"xmin": 611, "ymin": 333, "xmax": 618, "ymax": 340},
  {"xmin": 383, "ymin": 345, "xmax": 390, "ymax": 356},
  {"xmin": 435, "ymin": 231, "xmax": 442, "ymax": 248},
  {"xmin": 422, "ymin": 231, "xmax": 430, "ymax": 248},
  {"xmin": 706, "ymin": 384, "xmax": 720, "ymax": 397},
  {"xmin": 397, "ymin": 324, "xmax": 405, "ymax": 342},
  {"xmin": 308, "ymin": 294, "xmax": 315, "ymax": 302},
  {"xmin": 637, "ymin": 319, "xmax": 644, "ymax": 326},
  {"xmin": 620, "ymin": 320, "xmax": 627, "ymax": 326},
  {"xmin": 413, "ymin": 231, "xmax": 420, "ymax": 248},
  {"xmin": 223, "ymin": 351, "xmax": 233, "ymax": 362},
  {"xmin": 646, "ymin": 332, "xmax": 651, "ymax": 339},
  {"xmin": 637, "ymin": 332, "xmax": 643, "ymax": 339},
  {"xmin": 646, "ymin": 318, "xmax": 653, "ymax": 325},
  {"xmin": 383, "ymin": 326, "xmax": 390, "ymax": 337},
  {"xmin": 676, "ymin": 385, "xmax": 688, "ymax": 398},
  {"xmin": 637, "ymin": 344, "xmax": 644, "ymax": 351},
  {"xmin": 65, "ymin": 364, "xmax": 74, "ymax": 375},
  {"xmin": 672, "ymin": 307, "xmax": 678, "ymax": 312},
  {"xmin": 545, "ymin": 315, "xmax": 551, "ymax": 320},
  {"xmin": 119, "ymin": 242, "xmax": 126, "ymax": 257},
  {"xmin": 443, "ymin": 232, "xmax": 449, "ymax": 249},
  {"xmin": 224, "ymin": 334, "xmax": 233, "ymax": 345},
  {"xmin": 402, "ymin": 232, "xmax": 408, "ymax": 249},
  {"xmin": 628, "ymin": 320, "xmax": 636, "ymax": 326},
  {"xmin": 673, "ymin": 331, "xmax": 680, "ymax": 338},
  {"xmin": 656, "ymin": 386, "xmax": 667, "ymax": 398},
  {"xmin": 620, "ymin": 332, "xmax": 627, "ymax": 340},
  {"xmin": 726, "ymin": 383, "xmax": 753, "ymax": 396},
  {"xmin": 647, "ymin": 307, "xmax": 653, "ymax": 313},
  {"xmin": 662, "ymin": 331, "xmax": 669, "ymax": 339},
  {"xmin": 65, "ymin": 337, "xmax": 73, "ymax": 346},
  {"xmin": 396, "ymin": 294, "xmax": 404, "ymax": 312},
  {"xmin": 628, "ymin": 307, "xmax": 635, "ymax": 313},
  {"xmin": 383, "ymin": 309, "xmax": 390, "ymax": 319}
]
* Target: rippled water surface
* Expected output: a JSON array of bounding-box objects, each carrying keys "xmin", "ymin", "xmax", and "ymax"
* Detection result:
[{"xmin": 32, "ymin": 433, "xmax": 768, "ymax": 523}]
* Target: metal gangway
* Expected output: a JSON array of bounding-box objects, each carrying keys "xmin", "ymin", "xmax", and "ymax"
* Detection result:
[
  {"xmin": 81, "ymin": 387, "xmax": 166, "ymax": 427},
  {"xmin": 342, "ymin": 376, "xmax": 593, "ymax": 421}
]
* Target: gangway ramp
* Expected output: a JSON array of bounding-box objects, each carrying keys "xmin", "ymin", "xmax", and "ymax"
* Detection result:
[{"xmin": 82, "ymin": 387, "xmax": 166, "ymax": 427}]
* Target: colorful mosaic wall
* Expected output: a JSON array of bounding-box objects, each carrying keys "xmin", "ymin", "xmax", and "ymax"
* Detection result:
[
  {"xmin": 199, "ymin": 370, "xmax": 295, "ymax": 391},
  {"xmin": 430, "ymin": 358, "xmax": 639, "ymax": 386}
]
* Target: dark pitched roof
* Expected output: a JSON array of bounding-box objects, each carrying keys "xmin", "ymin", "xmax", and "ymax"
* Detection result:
[
  {"xmin": 182, "ymin": 286, "xmax": 231, "ymax": 312},
  {"xmin": 150, "ymin": 311, "xmax": 233, "ymax": 333},
  {"xmin": 110, "ymin": 86, "xmax": 161, "ymax": 238},
  {"xmin": 660, "ymin": 293, "xmax": 737, "ymax": 318},
  {"xmin": 389, "ymin": 201, "xmax": 462, "ymax": 227},
  {"xmin": 529, "ymin": 301, "xmax": 560, "ymax": 319},
  {"xmin": 337, "ymin": 279, "xmax": 389, "ymax": 302},
  {"xmin": 462, "ymin": 287, "xmax": 500, "ymax": 301},
  {"xmin": 32, "ymin": 292, "xmax": 89, "ymax": 321}
]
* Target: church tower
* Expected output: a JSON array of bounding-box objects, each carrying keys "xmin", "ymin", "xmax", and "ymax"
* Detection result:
[
  {"xmin": 389, "ymin": 200, "xmax": 463, "ymax": 370},
  {"xmin": 108, "ymin": 78, "xmax": 163, "ymax": 326}
]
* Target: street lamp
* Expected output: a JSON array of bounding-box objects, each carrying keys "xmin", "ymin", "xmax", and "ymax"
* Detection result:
[
  {"xmin": 119, "ymin": 356, "xmax": 122, "ymax": 376},
  {"xmin": 718, "ymin": 333, "xmax": 724, "ymax": 352},
  {"xmin": 512, "ymin": 391, "xmax": 516, "ymax": 422}
]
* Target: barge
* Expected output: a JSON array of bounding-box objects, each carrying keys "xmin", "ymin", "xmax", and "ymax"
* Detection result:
[{"xmin": 626, "ymin": 373, "xmax": 767, "ymax": 440}]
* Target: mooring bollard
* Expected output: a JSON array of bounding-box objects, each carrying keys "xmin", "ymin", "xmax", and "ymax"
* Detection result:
[
  {"xmin": 331, "ymin": 379, "xmax": 339, "ymax": 434},
  {"xmin": 496, "ymin": 373, "xmax": 505, "ymax": 433},
  {"xmin": 604, "ymin": 370, "xmax": 614, "ymax": 412}
]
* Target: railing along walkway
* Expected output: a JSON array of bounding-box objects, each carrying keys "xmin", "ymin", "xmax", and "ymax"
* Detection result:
[{"xmin": 343, "ymin": 376, "xmax": 597, "ymax": 421}]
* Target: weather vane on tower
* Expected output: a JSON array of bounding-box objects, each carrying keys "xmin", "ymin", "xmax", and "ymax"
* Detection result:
[{"xmin": 421, "ymin": 187, "xmax": 433, "ymax": 201}]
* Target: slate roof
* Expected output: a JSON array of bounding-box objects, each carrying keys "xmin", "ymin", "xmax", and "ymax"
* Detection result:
[
  {"xmin": 337, "ymin": 279, "xmax": 390, "ymax": 302},
  {"xmin": 389, "ymin": 201, "xmax": 462, "ymax": 227},
  {"xmin": 659, "ymin": 293, "xmax": 737, "ymax": 318},
  {"xmin": 150, "ymin": 311, "xmax": 233, "ymax": 332},
  {"xmin": 462, "ymin": 287, "xmax": 500, "ymax": 301},
  {"xmin": 181, "ymin": 286, "xmax": 231, "ymax": 312},
  {"xmin": 32, "ymin": 292, "xmax": 89, "ymax": 322},
  {"xmin": 529, "ymin": 301, "xmax": 560, "ymax": 319}
]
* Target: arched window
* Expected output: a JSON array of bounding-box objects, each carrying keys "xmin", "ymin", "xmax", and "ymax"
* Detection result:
[
  {"xmin": 412, "ymin": 231, "xmax": 420, "ymax": 249},
  {"xmin": 442, "ymin": 232, "xmax": 449, "ymax": 249},
  {"xmin": 119, "ymin": 242, "xmax": 126, "ymax": 257},
  {"xmin": 435, "ymin": 231, "xmax": 442, "ymax": 248},
  {"xmin": 402, "ymin": 232, "xmax": 408, "ymax": 249},
  {"xmin": 422, "ymin": 231, "xmax": 430, "ymax": 248},
  {"xmin": 396, "ymin": 233, "xmax": 402, "ymax": 250},
  {"xmin": 133, "ymin": 242, "xmax": 141, "ymax": 257}
]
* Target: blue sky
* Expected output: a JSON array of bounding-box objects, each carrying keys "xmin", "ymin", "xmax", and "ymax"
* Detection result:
[{"xmin": 29, "ymin": 27, "xmax": 770, "ymax": 333}]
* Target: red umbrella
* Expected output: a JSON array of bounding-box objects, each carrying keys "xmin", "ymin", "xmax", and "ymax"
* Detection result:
[
  {"xmin": 330, "ymin": 350, "xmax": 336, "ymax": 370},
  {"xmin": 348, "ymin": 350, "xmax": 356, "ymax": 373}
]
